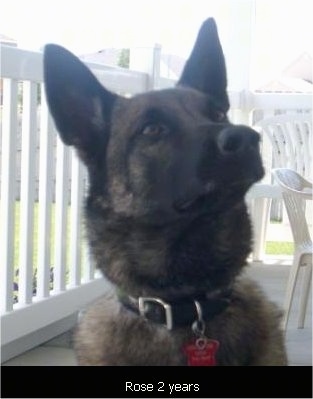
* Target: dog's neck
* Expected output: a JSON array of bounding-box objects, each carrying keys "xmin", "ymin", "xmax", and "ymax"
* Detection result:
[
  {"xmin": 86, "ymin": 200, "xmax": 251, "ymax": 299},
  {"xmin": 117, "ymin": 286, "xmax": 232, "ymax": 329}
]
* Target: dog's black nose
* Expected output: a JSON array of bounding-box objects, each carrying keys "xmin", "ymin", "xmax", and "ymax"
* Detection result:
[{"xmin": 217, "ymin": 126, "xmax": 260, "ymax": 155}]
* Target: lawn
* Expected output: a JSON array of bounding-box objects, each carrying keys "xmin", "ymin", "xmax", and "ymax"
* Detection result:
[
  {"xmin": 13, "ymin": 201, "xmax": 56, "ymax": 270},
  {"xmin": 266, "ymin": 241, "xmax": 294, "ymax": 255},
  {"xmin": 12, "ymin": 201, "xmax": 294, "ymax": 268},
  {"xmin": 12, "ymin": 201, "xmax": 87, "ymax": 301},
  {"xmin": 8, "ymin": 201, "xmax": 294, "ymax": 302}
]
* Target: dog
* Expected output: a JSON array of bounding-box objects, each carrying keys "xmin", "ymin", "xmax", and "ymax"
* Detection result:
[{"xmin": 43, "ymin": 18, "xmax": 287, "ymax": 366}]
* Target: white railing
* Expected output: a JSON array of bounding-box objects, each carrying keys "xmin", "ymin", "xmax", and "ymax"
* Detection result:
[{"xmin": 0, "ymin": 45, "xmax": 312, "ymax": 361}]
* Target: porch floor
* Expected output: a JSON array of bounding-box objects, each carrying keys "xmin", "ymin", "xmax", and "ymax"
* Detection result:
[{"xmin": 3, "ymin": 260, "xmax": 312, "ymax": 366}]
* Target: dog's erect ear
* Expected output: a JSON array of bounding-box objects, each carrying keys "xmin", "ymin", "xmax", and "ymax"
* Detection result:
[
  {"xmin": 44, "ymin": 44, "xmax": 116, "ymax": 158},
  {"xmin": 178, "ymin": 18, "xmax": 229, "ymax": 112}
]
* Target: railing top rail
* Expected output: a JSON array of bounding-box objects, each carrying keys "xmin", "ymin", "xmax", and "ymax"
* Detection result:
[
  {"xmin": 1, "ymin": 44, "xmax": 312, "ymax": 109},
  {"xmin": 247, "ymin": 92, "xmax": 312, "ymax": 110},
  {"xmin": 0, "ymin": 45, "xmax": 152, "ymax": 94},
  {"xmin": 1, "ymin": 45, "xmax": 44, "ymax": 82}
]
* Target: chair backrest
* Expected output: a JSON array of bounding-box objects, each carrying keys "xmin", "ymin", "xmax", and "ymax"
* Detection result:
[
  {"xmin": 272, "ymin": 168, "xmax": 312, "ymax": 247},
  {"xmin": 256, "ymin": 114, "xmax": 312, "ymax": 180}
]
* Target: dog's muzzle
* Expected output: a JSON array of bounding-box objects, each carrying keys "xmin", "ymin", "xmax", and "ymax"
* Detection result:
[{"xmin": 174, "ymin": 125, "xmax": 263, "ymax": 213}]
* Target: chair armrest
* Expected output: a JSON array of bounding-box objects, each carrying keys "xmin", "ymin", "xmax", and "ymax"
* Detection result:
[{"xmin": 246, "ymin": 183, "xmax": 282, "ymax": 200}]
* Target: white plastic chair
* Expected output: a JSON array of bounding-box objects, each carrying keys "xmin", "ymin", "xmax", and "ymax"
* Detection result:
[
  {"xmin": 272, "ymin": 168, "xmax": 312, "ymax": 329},
  {"xmin": 247, "ymin": 113, "xmax": 312, "ymax": 260}
]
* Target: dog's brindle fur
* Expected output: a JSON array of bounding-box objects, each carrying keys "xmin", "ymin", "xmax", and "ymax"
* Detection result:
[{"xmin": 44, "ymin": 19, "xmax": 287, "ymax": 365}]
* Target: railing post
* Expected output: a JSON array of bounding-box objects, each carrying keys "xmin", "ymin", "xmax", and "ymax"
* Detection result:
[
  {"xmin": 129, "ymin": 44, "xmax": 162, "ymax": 90},
  {"xmin": 224, "ymin": 0, "xmax": 256, "ymax": 124}
]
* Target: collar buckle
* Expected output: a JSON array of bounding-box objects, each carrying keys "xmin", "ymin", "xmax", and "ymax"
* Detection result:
[{"xmin": 138, "ymin": 297, "xmax": 173, "ymax": 330}]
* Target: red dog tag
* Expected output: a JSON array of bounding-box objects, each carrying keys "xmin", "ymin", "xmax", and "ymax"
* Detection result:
[{"xmin": 184, "ymin": 338, "xmax": 220, "ymax": 366}]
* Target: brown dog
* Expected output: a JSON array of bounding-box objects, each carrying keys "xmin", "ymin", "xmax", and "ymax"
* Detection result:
[{"xmin": 44, "ymin": 18, "xmax": 287, "ymax": 366}]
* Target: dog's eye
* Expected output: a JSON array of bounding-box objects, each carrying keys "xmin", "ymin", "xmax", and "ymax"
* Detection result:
[{"xmin": 142, "ymin": 123, "xmax": 169, "ymax": 137}]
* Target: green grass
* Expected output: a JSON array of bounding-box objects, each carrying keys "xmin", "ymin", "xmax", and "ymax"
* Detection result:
[
  {"xmin": 14, "ymin": 201, "xmax": 56, "ymax": 270},
  {"xmin": 12, "ymin": 202, "xmax": 294, "ymax": 266},
  {"xmin": 265, "ymin": 241, "xmax": 294, "ymax": 255},
  {"xmin": 8, "ymin": 201, "xmax": 296, "ymax": 304},
  {"xmin": 11, "ymin": 201, "xmax": 87, "ymax": 302},
  {"xmin": 8, "ymin": 201, "xmax": 294, "ymax": 302}
]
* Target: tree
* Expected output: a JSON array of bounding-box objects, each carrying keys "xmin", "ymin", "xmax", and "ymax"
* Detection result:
[{"xmin": 118, "ymin": 49, "xmax": 130, "ymax": 69}]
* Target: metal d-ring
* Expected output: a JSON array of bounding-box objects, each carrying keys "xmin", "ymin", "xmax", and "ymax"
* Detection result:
[{"xmin": 192, "ymin": 300, "xmax": 206, "ymax": 337}]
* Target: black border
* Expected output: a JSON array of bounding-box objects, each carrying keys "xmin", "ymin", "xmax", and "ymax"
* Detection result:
[{"xmin": 1, "ymin": 366, "xmax": 312, "ymax": 398}]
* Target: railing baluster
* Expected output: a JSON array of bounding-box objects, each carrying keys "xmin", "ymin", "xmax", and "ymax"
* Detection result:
[
  {"xmin": 296, "ymin": 121, "xmax": 307, "ymax": 176},
  {"xmin": 18, "ymin": 81, "xmax": 37, "ymax": 305},
  {"xmin": 36, "ymin": 87, "xmax": 54, "ymax": 299},
  {"xmin": 69, "ymin": 151, "xmax": 83, "ymax": 287},
  {"xmin": 303, "ymin": 121, "xmax": 312, "ymax": 180},
  {"xmin": 53, "ymin": 136, "xmax": 70, "ymax": 292},
  {"xmin": 83, "ymin": 241, "xmax": 95, "ymax": 282},
  {"xmin": 0, "ymin": 79, "xmax": 18, "ymax": 312},
  {"xmin": 80, "ymin": 171, "xmax": 95, "ymax": 282}
]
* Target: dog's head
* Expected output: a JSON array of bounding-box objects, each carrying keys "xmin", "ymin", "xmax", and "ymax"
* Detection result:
[{"xmin": 44, "ymin": 18, "xmax": 264, "ymax": 226}]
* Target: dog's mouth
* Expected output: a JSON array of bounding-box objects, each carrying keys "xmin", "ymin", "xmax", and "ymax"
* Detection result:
[
  {"xmin": 173, "ymin": 181, "xmax": 216, "ymax": 213},
  {"xmin": 173, "ymin": 178, "xmax": 257, "ymax": 214}
]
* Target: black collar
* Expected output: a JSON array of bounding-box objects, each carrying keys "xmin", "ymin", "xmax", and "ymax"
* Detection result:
[{"xmin": 118, "ymin": 290, "xmax": 231, "ymax": 330}]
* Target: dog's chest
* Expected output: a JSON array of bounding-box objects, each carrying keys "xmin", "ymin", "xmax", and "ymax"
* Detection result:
[{"xmin": 107, "ymin": 310, "xmax": 189, "ymax": 366}]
